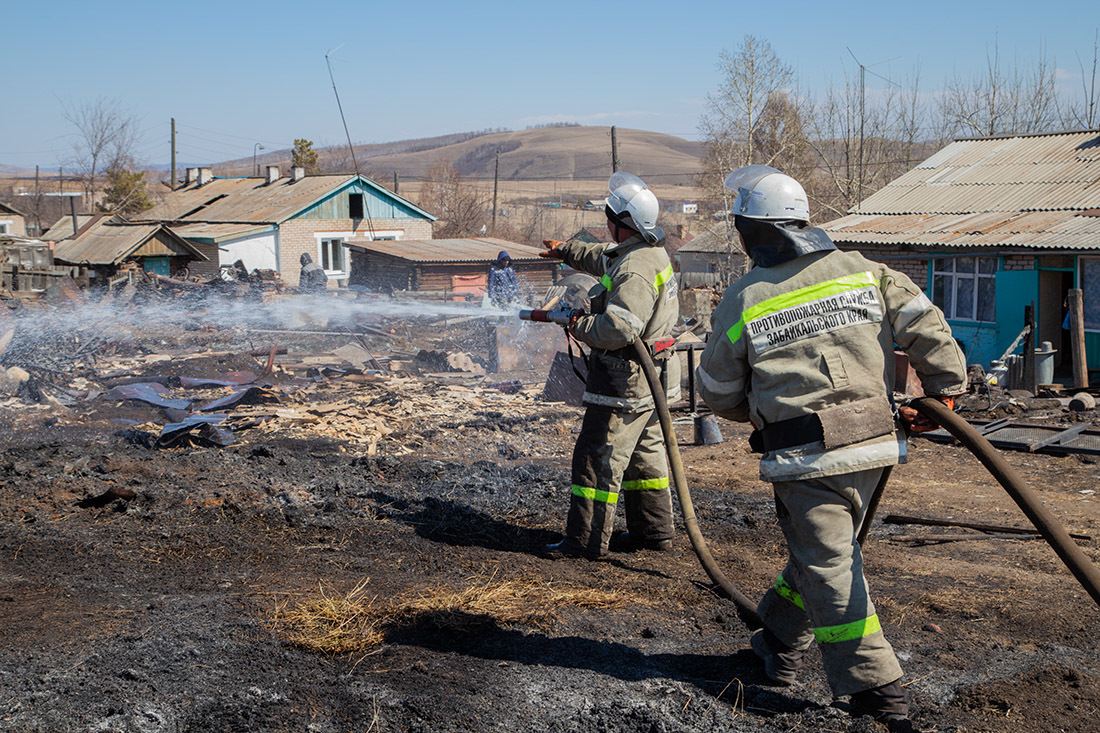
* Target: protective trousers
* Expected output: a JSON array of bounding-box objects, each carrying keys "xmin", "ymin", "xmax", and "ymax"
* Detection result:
[
  {"xmin": 565, "ymin": 405, "xmax": 674, "ymax": 556},
  {"xmin": 755, "ymin": 467, "xmax": 903, "ymax": 697}
]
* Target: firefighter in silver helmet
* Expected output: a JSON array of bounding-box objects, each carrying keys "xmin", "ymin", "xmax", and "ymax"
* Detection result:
[
  {"xmin": 540, "ymin": 172, "xmax": 681, "ymax": 558},
  {"xmin": 698, "ymin": 165, "xmax": 967, "ymax": 726}
]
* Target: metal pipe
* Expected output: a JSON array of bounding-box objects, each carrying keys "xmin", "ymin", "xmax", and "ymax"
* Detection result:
[{"xmin": 912, "ymin": 397, "xmax": 1100, "ymax": 608}]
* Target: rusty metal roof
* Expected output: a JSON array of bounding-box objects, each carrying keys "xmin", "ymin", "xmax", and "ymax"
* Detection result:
[
  {"xmin": 170, "ymin": 222, "xmax": 275, "ymax": 242},
  {"xmin": 139, "ymin": 174, "xmax": 434, "ymax": 224},
  {"xmin": 346, "ymin": 238, "xmax": 546, "ymax": 263},
  {"xmin": 824, "ymin": 131, "xmax": 1100, "ymax": 249},
  {"xmin": 824, "ymin": 210, "xmax": 1100, "ymax": 249},
  {"xmin": 53, "ymin": 217, "xmax": 208, "ymax": 265}
]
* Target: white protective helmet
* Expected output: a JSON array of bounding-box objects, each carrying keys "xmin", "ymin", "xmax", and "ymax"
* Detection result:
[
  {"xmin": 606, "ymin": 171, "xmax": 660, "ymax": 243},
  {"xmin": 723, "ymin": 165, "xmax": 810, "ymax": 221}
]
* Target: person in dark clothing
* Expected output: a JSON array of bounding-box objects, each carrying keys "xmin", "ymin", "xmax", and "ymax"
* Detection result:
[
  {"xmin": 299, "ymin": 252, "xmax": 328, "ymax": 293},
  {"xmin": 488, "ymin": 250, "xmax": 519, "ymax": 307}
]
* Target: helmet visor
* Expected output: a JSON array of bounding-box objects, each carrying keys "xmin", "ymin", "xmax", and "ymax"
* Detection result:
[
  {"xmin": 722, "ymin": 165, "xmax": 782, "ymax": 193},
  {"xmin": 606, "ymin": 171, "xmax": 648, "ymax": 214}
]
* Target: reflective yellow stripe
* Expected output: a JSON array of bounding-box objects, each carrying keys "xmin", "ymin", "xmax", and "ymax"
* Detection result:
[
  {"xmin": 726, "ymin": 271, "xmax": 879, "ymax": 345},
  {"xmin": 571, "ymin": 484, "xmax": 618, "ymax": 503},
  {"xmin": 814, "ymin": 613, "xmax": 882, "ymax": 644},
  {"xmin": 600, "ymin": 274, "xmax": 613, "ymax": 291},
  {"xmin": 774, "ymin": 574, "xmax": 805, "ymax": 610},
  {"xmin": 621, "ymin": 476, "xmax": 669, "ymax": 491},
  {"xmin": 654, "ymin": 264, "xmax": 674, "ymax": 292}
]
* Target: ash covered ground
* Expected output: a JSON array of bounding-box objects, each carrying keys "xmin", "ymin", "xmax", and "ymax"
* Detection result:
[{"xmin": 1, "ymin": 290, "xmax": 1099, "ymax": 732}]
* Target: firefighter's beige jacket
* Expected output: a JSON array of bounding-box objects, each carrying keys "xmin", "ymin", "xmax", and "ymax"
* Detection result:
[
  {"xmin": 560, "ymin": 233, "xmax": 681, "ymax": 411},
  {"xmin": 698, "ymin": 248, "xmax": 967, "ymax": 482}
]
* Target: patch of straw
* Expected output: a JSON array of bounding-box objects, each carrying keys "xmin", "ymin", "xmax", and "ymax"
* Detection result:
[{"xmin": 274, "ymin": 576, "xmax": 632, "ymax": 657}]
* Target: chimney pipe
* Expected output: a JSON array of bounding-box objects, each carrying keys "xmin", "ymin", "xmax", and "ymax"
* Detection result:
[
  {"xmin": 291, "ymin": 166, "xmax": 305, "ymax": 182},
  {"xmin": 197, "ymin": 168, "xmax": 214, "ymax": 187},
  {"xmin": 266, "ymin": 166, "xmax": 280, "ymax": 185},
  {"xmin": 185, "ymin": 167, "xmax": 198, "ymax": 186}
]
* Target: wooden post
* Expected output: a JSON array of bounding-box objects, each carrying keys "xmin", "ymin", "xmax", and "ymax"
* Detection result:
[
  {"xmin": 1023, "ymin": 303, "xmax": 1036, "ymax": 393},
  {"xmin": 1069, "ymin": 288, "xmax": 1088, "ymax": 389},
  {"xmin": 610, "ymin": 126, "xmax": 620, "ymax": 173}
]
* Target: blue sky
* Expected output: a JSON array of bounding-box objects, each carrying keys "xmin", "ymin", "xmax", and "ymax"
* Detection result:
[{"xmin": 1, "ymin": 0, "xmax": 1097, "ymax": 170}]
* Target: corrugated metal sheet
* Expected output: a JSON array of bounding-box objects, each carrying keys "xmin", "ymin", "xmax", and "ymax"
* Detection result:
[
  {"xmin": 855, "ymin": 131, "xmax": 1100, "ymax": 215},
  {"xmin": 170, "ymin": 222, "xmax": 274, "ymax": 243},
  {"xmin": 54, "ymin": 218, "xmax": 208, "ymax": 265},
  {"xmin": 347, "ymin": 238, "xmax": 544, "ymax": 263},
  {"xmin": 140, "ymin": 174, "xmax": 435, "ymax": 225},
  {"xmin": 824, "ymin": 210, "xmax": 1100, "ymax": 249}
]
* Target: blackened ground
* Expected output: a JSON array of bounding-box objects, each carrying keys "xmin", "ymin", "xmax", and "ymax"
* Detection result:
[{"xmin": 1, "ymin": 393, "xmax": 1099, "ymax": 732}]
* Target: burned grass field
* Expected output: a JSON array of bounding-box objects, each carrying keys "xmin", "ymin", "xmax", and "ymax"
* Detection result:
[{"xmin": 1, "ymin": 292, "xmax": 1099, "ymax": 732}]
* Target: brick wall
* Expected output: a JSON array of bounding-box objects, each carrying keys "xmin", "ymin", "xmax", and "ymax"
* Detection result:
[
  {"xmin": 839, "ymin": 243, "xmax": 929, "ymax": 290},
  {"xmin": 278, "ymin": 218, "xmax": 433, "ymax": 287},
  {"xmin": 0, "ymin": 214, "xmax": 27, "ymax": 237},
  {"xmin": 1003, "ymin": 254, "xmax": 1035, "ymax": 271}
]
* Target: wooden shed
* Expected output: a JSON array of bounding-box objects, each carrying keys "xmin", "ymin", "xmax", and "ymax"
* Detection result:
[{"xmin": 345, "ymin": 237, "xmax": 557, "ymax": 300}]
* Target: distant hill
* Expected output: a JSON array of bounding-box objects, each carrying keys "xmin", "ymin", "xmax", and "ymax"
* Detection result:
[
  {"xmin": 214, "ymin": 126, "xmax": 703, "ymax": 184},
  {"xmin": 352, "ymin": 127, "xmax": 704, "ymax": 184},
  {"xmin": 2, "ymin": 127, "xmax": 705, "ymax": 185}
]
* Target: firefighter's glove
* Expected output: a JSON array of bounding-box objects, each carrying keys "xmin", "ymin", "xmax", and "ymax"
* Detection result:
[
  {"xmin": 540, "ymin": 240, "xmax": 565, "ymax": 259},
  {"xmin": 899, "ymin": 396, "xmax": 956, "ymax": 434}
]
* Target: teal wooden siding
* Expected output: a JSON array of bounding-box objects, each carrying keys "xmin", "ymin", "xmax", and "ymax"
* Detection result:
[{"xmin": 297, "ymin": 181, "xmax": 430, "ymax": 221}]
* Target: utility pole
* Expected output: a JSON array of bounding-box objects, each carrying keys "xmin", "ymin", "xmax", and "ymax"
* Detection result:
[
  {"xmin": 393, "ymin": 171, "xmax": 399, "ymax": 194},
  {"xmin": 847, "ymin": 49, "xmax": 899, "ymax": 209},
  {"xmin": 610, "ymin": 126, "xmax": 621, "ymax": 173},
  {"xmin": 492, "ymin": 149, "xmax": 500, "ymax": 233},
  {"xmin": 33, "ymin": 165, "xmax": 41, "ymax": 237},
  {"xmin": 858, "ymin": 62, "xmax": 865, "ymax": 208},
  {"xmin": 170, "ymin": 118, "xmax": 177, "ymax": 190}
]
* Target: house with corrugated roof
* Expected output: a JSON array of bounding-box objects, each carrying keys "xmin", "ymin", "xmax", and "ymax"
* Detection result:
[
  {"xmin": 0, "ymin": 202, "xmax": 27, "ymax": 237},
  {"xmin": 346, "ymin": 237, "xmax": 555, "ymax": 299},
  {"xmin": 821, "ymin": 129, "xmax": 1100, "ymax": 373},
  {"xmin": 134, "ymin": 166, "xmax": 436, "ymax": 287},
  {"xmin": 52, "ymin": 214, "xmax": 210, "ymax": 282}
]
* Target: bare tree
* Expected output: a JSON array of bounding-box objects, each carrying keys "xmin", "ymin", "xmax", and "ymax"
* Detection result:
[
  {"xmin": 808, "ymin": 66, "xmax": 935, "ymax": 217},
  {"xmin": 698, "ymin": 36, "xmax": 804, "ymax": 203},
  {"xmin": 418, "ymin": 161, "xmax": 488, "ymax": 238},
  {"xmin": 63, "ymin": 98, "xmax": 140, "ymax": 210},
  {"xmin": 1066, "ymin": 29, "xmax": 1099, "ymax": 129},
  {"xmin": 939, "ymin": 41, "xmax": 1061, "ymax": 138}
]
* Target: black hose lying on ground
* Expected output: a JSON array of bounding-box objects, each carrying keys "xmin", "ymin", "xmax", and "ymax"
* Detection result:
[
  {"xmin": 631, "ymin": 338, "xmax": 763, "ymax": 628},
  {"xmin": 911, "ymin": 397, "xmax": 1100, "ymax": 609}
]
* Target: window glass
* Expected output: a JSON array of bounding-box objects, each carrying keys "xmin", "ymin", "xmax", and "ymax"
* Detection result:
[
  {"xmin": 956, "ymin": 257, "xmax": 975, "ymax": 273},
  {"xmin": 1082, "ymin": 258, "xmax": 1100, "ymax": 330},
  {"xmin": 978, "ymin": 257, "xmax": 996, "ymax": 274},
  {"xmin": 933, "ymin": 258, "xmax": 953, "ymax": 273},
  {"xmin": 956, "ymin": 277, "xmax": 975, "ymax": 319},
  {"xmin": 933, "ymin": 274, "xmax": 952, "ymax": 316},
  {"xmin": 977, "ymin": 277, "xmax": 996, "ymax": 322}
]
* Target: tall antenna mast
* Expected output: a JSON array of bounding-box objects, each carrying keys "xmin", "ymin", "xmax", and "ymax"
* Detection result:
[{"xmin": 326, "ymin": 45, "xmax": 375, "ymax": 238}]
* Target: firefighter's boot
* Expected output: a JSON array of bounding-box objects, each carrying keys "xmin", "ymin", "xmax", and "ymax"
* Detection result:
[{"xmin": 751, "ymin": 628, "xmax": 805, "ymax": 686}]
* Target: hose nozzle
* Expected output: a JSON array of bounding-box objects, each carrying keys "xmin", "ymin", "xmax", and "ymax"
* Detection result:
[{"xmin": 518, "ymin": 308, "xmax": 581, "ymax": 326}]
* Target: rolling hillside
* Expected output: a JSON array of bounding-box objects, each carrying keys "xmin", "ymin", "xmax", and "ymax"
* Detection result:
[{"xmin": 351, "ymin": 126, "xmax": 703, "ymax": 184}]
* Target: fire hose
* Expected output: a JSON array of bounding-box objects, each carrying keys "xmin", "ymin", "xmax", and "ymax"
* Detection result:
[
  {"xmin": 908, "ymin": 397, "xmax": 1100, "ymax": 608},
  {"xmin": 521, "ymin": 308, "xmax": 1100, "ymax": 621},
  {"xmin": 521, "ymin": 307, "xmax": 762, "ymax": 626}
]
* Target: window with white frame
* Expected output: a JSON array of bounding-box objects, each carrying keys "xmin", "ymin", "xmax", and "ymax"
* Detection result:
[
  {"xmin": 931, "ymin": 255, "xmax": 997, "ymax": 322},
  {"xmin": 0, "ymin": 222, "xmax": 10, "ymax": 235},
  {"xmin": 319, "ymin": 238, "xmax": 346, "ymax": 275}
]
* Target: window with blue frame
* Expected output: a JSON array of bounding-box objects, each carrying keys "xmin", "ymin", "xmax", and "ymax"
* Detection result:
[{"xmin": 932, "ymin": 256, "xmax": 997, "ymax": 322}]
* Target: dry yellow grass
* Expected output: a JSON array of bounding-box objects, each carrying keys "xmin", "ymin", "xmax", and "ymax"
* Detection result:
[{"xmin": 273, "ymin": 576, "xmax": 636, "ymax": 657}]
